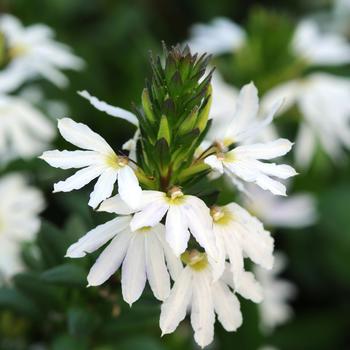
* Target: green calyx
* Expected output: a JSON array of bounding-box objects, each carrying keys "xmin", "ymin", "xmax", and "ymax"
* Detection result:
[{"xmin": 133, "ymin": 43, "xmax": 214, "ymax": 191}]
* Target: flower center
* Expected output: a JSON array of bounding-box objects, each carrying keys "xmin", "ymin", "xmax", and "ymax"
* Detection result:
[
  {"xmin": 166, "ymin": 186, "xmax": 185, "ymax": 205},
  {"xmin": 137, "ymin": 226, "xmax": 152, "ymax": 233},
  {"xmin": 105, "ymin": 153, "xmax": 128, "ymax": 169},
  {"xmin": 181, "ymin": 249, "xmax": 208, "ymax": 271},
  {"xmin": 210, "ymin": 205, "xmax": 233, "ymax": 226}
]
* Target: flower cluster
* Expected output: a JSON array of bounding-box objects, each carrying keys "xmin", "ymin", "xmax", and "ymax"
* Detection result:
[
  {"xmin": 41, "ymin": 45, "xmax": 297, "ymax": 347},
  {"xmin": 188, "ymin": 15, "xmax": 350, "ymax": 168}
]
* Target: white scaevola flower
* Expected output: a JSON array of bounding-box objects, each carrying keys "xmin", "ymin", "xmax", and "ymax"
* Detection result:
[
  {"xmin": 0, "ymin": 173, "xmax": 44, "ymax": 281},
  {"xmin": 0, "ymin": 94, "xmax": 55, "ymax": 164},
  {"xmin": 204, "ymin": 83, "xmax": 297, "ymax": 196},
  {"xmin": 242, "ymin": 184, "xmax": 317, "ymax": 228},
  {"xmin": 210, "ymin": 203, "xmax": 274, "ymax": 284},
  {"xmin": 129, "ymin": 187, "xmax": 217, "ymax": 258},
  {"xmin": 160, "ymin": 250, "xmax": 263, "ymax": 348},
  {"xmin": 187, "ymin": 17, "xmax": 246, "ymax": 56},
  {"xmin": 292, "ymin": 19, "xmax": 350, "ymax": 66},
  {"xmin": 263, "ymin": 73, "xmax": 350, "ymax": 168},
  {"xmin": 78, "ymin": 90, "xmax": 140, "ymax": 160},
  {"xmin": 255, "ymin": 253, "xmax": 296, "ymax": 332},
  {"xmin": 66, "ymin": 195, "xmax": 182, "ymax": 305},
  {"xmin": 40, "ymin": 117, "xmax": 142, "ymax": 209},
  {"xmin": 207, "ymin": 80, "xmax": 282, "ymax": 147},
  {"xmin": 130, "ymin": 187, "xmax": 216, "ymax": 259},
  {"xmin": 0, "ymin": 14, "xmax": 84, "ymax": 92}
]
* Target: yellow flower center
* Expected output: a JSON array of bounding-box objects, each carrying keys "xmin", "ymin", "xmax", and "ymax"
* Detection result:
[
  {"xmin": 137, "ymin": 226, "xmax": 152, "ymax": 233},
  {"xmin": 181, "ymin": 250, "xmax": 208, "ymax": 271},
  {"xmin": 105, "ymin": 153, "xmax": 128, "ymax": 169},
  {"xmin": 166, "ymin": 186, "xmax": 185, "ymax": 205},
  {"xmin": 8, "ymin": 44, "xmax": 28, "ymax": 58},
  {"xmin": 210, "ymin": 205, "xmax": 233, "ymax": 226}
]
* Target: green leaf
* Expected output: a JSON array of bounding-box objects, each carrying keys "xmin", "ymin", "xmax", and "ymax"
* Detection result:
[
  {"xmin": 67, "ymin": 307, "xmax": 100, "ymax": 337},
  {"xmin": 41, "ymin": 263, "xmax": 87, "ymax": 287},
  {"xmin": 157, "ymin": 115, "xmax": 171, "ymax": 144}
]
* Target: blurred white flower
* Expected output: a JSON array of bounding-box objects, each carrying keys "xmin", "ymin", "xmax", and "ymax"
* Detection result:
[
  {"xmin": 0, "ymin": 173, "xmax": 44, "ymax": 281},
  {"xmin": 243, "ymin": 184, "xmax": 317, "ymax": 228},
  {"xmin": 0, "ymin": 94, "xmax": 55, "ymax": 164},
  {"xmin": 204, "ymin": 83, "xmax": 296, "ymax": 196},
  {"xmin": 210, "ymin": 203, "xmax": 274, "ymax": 284},
  {"xmin": 160, "ymin": 250, "xmax": 263, "ymax": 348},
  {"xmin": 66, "ymin": 197, "xmax": 182, "ymax": 305},
  {"xmin": 292, "ymin": 19, "xmax": 350, "ymax": 65},
  {"xmin": 255, "ymin": 253, "xmax": 296, "ymax": 332},
  {"xmin": 187, "ymin": 17, "xmax": 246, "ymax": 55},
  {"xmin": 263, "ymin": 73, "xmax": 350, "ymax": 168},
  {"xmin": 40, "ymin": 118, "xmax": 141, "ymax": 209},
  {"xmin": 0, "ymin": 14, "xmax": 84, "ymax": 92},
  {"xmin": 129, "ymin": 188, "xmax": 217, "ymax": 258}
]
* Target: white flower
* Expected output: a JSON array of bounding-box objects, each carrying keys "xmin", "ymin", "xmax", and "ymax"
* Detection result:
[
  {"xmin": 242, "ymin": 184, "xmax": 317, "ymax": 228},
  {"xmin": 255, "ymin": 253, "xmax": 296, "ymax": 332},
  {"xmin": 187, "ymin": 17, "xmax": 246, "ymax": 55},
  {"xmin": 0, "ymin": 173, "xmax": 44, "ymax": 281},
  {"xmin": 66, "ymin": 195, "xmax": 182, "ymax": 305},
  {"xmin": 78, "ymin": 90, "xmax": 140, "ymax": 160},
  {"xmin": 263, "ymin": 73, "xmax": 350, "ymax": 168},
  {"xmin": 204, "ymin": 83, "xmax": 296, "ymax": 196},
  {"xmin": 0, "ymin": 94, "xmax": 55, "ymax": 164},
  {"xmin": 129, "ymin": 188, "xmax": 217, "ymax": 258},
  {"xmin": 210, "ymin": 203, "xmax": 274, "ymax": 284},
  {"xmin": 0, "ymin": 14, "xmax": 84, "ymax": 92},
  {"xmin": 40, "ymin": 118, "xmax": 142, "ymax": 209},
  {"xmin": 292, "ymin": 19, "xmax": 350, "ymax": 66},
  {"xmin": 207, "ymin": 81, "xmax": 282, "ymax": 147},
  {"xmin": 160, "ymin": 250, "xmax": 263, "ymax": 348}
]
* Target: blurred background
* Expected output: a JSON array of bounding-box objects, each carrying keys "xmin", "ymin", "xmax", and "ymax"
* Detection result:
[{"xmin": 0, "ymin": 0, "xmax": 349, "ymax": 349}]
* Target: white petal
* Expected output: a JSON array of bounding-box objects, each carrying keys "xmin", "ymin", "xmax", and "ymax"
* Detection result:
[
  {"xmin": 183, "ymin": 196, "xmax": 217, "ymax": 258},
  {"xmin": 87, "ymin": 228, "xmax": 132, "ymax": 286},
  {"xmin": 204, "ymin": 155, "xmax": 224, "ymax": 173},
  {"xmin": 58, "ymin": 118, "xmax": 114, "ymax": 154},
  {"xmin": 66, "ymin": 216, "xmax": 131, "ymax": 258},
  {"xmin": 121, "ymin": 233, "xmax": 147, "ymax": 305},
  {"xmin": 160, "ymin": 267, "xmax": 193, "ymax": 335},
  {"xmin": 88, "ymin": 168, "xmax": 118, "ymax": 208},
  {"xmin": 78, "ymin": 90, "xmax": 139, "ymax": 126},
  {"xmin": 145, "ymin": 228, "xmax": 171, "ymax": 301},
  {"xmin": 53, "ymin": 165, "xmax": 105, "ymax": 193},
  {"xmin": 255, "ymin": 174, "xmax": 288, "ymax": 196},
  {"xmin": 40, "ymin": 150, "xmax": 100, "ymax": 169},
  {"xmin": 233, "ymin": 139, "xmax": 294, "ymax": 160},
  {"xmin": 117, "ymin": 165, "xmax": 142, "ymax": 209},
  {"xmin": 130, "ymin": 199, "xmax": 169, "ymax": 231},
  {"xmin": 98, "ymin": 194, "xmax": 136, "ymax": 215},
  {"xmin": 212, "ymin": 280, "xmax": 242, "ymax": 331},
  {"xmin": 154, "ymin": 224, "xmax": 183, "ymax": 280},
  {"xmin": 254, "ymin": 161, "xmax": 297, "ymax": 179},
  {"xmin": 294, "ymin": 123, "xmax": 317, "ymax": 169},
  {"xmin": 165, "ymin": 205, "xmax": 191, "ymax": 256},
  {"xmin": 226, "ymin": 82, "xmax": 259, "ymax": 138},
  {"xmin": 191, "ymin": 270, "xmax": 215, "ymax": 348}
]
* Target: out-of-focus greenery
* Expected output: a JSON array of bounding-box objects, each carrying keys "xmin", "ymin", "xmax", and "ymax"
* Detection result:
[{"xmin": 0, "ymin": 0, "xmax": 350, "ymax": 349}]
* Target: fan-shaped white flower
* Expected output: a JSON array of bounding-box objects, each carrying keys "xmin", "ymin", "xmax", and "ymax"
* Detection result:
[
  {"xmin": 187, "ymin": 17, "xmax": 246, "ymax": 55},
  {"xmin": 242, "ymin": 185, "xmax": 317, "ymax": 228},
  {"xmin": 0, "ymin": 173, "xmax": 44, "ymax": 280},
  {"xmin": 0, "ymin": 14, "xmax": 84, "ymax": 92},
  {"xmin": 66, "ymin": 195, "xmax": 182, "ymax": 305},
  {"xmin": 78, "ymin": 90, "xmax": 139, "ymax": 160},
  {"xmin": 204, "ymin": 83, "xmax": 296, "ymax": 196},
  {"xmin": 40, "ymin": 118, "xmax": 141, "ymax": 209},
  {"xmin": 0, "ymin": 94, "xmax": 55, "ymax": 164},
  {"xmin": 160, "ymin": 250, "xmax": 263, "ymax": 348},
  {"xmin": 292, "ymin": 19, "xmax": 350, "ymax": 66},
  {"xmin": 263, "ymin": 73, "xmax": 350, "ymax": 168},
  {"xmin": 129, "ymin": 188, "xmax": 217, "ymax": 258},
  {"xmin": 210, "ymin": 203, "xmax": 274, "ymax": 284},
  {"xmin": 255, "ymin": 253, "xmax": 296, "ymax": 332}
]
